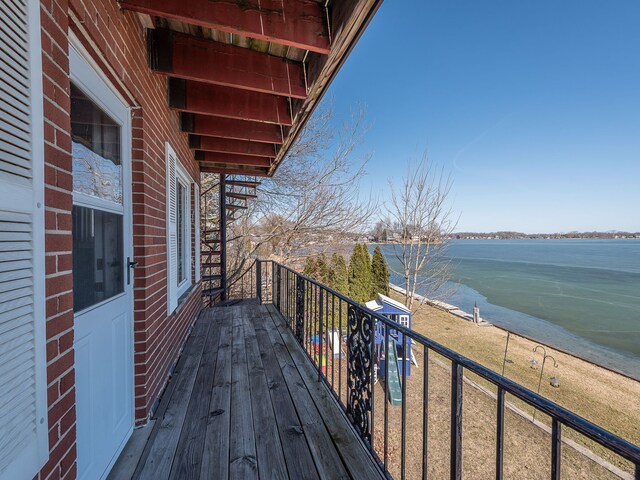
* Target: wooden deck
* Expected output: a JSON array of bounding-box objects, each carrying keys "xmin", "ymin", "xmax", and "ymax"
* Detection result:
[{"xmin": 118, "ymin": 303, "xmax": 384, "ymax": 480}]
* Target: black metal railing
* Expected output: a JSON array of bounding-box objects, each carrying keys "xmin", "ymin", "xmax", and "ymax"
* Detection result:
[{"xmin": 256, "ymin": 260, "xmax": 640, "ymax": 480}]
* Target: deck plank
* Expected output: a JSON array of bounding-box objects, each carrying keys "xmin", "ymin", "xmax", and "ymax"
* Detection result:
[
  {"xmin": 200, "ymin": 309, "xmax": 233, "ymax": 480},
  {"xmin": 169, "ymin": 309, "xmax": 223, "ymax": 479},
  {"xmin": 229, "ymin": 307, "xmax": 259, "ymax": 479},
  {"xmin": 266, "ymin": 304, "xmax": 386, "ymax": 480},
  {"xmin": 252, "ymin": 307, "xmax": 321, "ymax": 480},
  {"xmin": 243, "ymin": 306, "xmax": 290, "ymax": 479},
  {"xmin": 136, "ymin": 316, "xmax": 211, "ymax": 480},
  {"xmin": 262, "ymin": 307, "xmax": 351, "ymax": 480}
]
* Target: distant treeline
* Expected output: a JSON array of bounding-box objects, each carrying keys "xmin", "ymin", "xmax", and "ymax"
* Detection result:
[{"xmin": 450, "ymin": 231, "xmax": 640, "ymax": 240}]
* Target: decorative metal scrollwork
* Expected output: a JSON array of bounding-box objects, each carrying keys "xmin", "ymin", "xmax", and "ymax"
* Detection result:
[
  {"xmin": 347, "ymin": 304, "xmax": 373, "ymax": 444},
  {"xmin": 295, "ymin": 277, "xmax": 305, "ymax": 343}
]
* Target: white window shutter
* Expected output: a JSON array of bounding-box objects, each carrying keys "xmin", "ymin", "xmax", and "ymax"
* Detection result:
[
  {"xmin": 194, "ymin": 184, "xmax": 201, "ymax": 282},
  {"xmin": 0, "ymin": 1, "xmax": 48, "ymax": 479},
  {"xmin": 166, "ymin": 145, "xmax": 178, "ymax": 313}
]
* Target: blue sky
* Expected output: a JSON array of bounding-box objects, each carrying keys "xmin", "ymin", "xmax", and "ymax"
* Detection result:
[{"xmin": 326, "ymin": 1, "xmax": 640, "ymax": 233}]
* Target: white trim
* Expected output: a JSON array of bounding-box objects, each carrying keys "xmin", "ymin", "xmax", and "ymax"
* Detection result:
[
  {"xmin": 175, "ymin": 161, "xmax": 192, "ymax": 298},
  {"xmin": 73, "ymin": 191, "xmax": 124, "ymax": 214},
  {"xmin": 194, "ymin": 184, "xmax": 201, "ymax": 282},
  {"xmin": 29, "ymin": 0, "xmax": 48, "ymax": 472}
]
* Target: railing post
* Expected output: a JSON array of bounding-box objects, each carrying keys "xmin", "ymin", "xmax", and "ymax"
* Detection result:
[
  {"xmin": 256, "ymin": 260, "xmax": 262, "ymax": 302},
  {"xmin": 450, "ymin": 361, "xmax": 463, "ymax": 480},
  {"xmin": 318, "ymin": 289, "xmax": 324, "ymax": 380},
  {"xmin": 295, "ymin": 275, "xmax": 305, "ymax": 343},
  {"xmin": 277, "ymin": 265, "xmax": 282, "ymax": 310},
  {"xmin": 551, "ymin": 419, "xmax": 561, "ymax": 480},
  {"xmin": 496, "ymin": 387, "xmax": 505, "ymax": 480},
  {"xmin": 346, "ymin": 304, "xmax": 373, "ymax": 446}
]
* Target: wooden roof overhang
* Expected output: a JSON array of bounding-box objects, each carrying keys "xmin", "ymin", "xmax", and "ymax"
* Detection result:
[{"xmin": 118, "ymin": 0, "xmax": 383, "ymax": 177}]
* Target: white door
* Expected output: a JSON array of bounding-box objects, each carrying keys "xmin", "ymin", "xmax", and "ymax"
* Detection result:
[{"xmin": 69, "ymin": 46, "xmax": 134, "ymax": 480}]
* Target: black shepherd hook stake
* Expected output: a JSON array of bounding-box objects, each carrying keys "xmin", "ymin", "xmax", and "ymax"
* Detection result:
[{"xmin": 532, "ymin": 345, "xmax": 558, "ymax": 422}]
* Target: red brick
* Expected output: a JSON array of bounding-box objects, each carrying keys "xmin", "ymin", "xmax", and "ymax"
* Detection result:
[
  {"xmin": 48, "ymin": 350, "xmax": 74, "ymax": 382},
  {"xmin": 47, "ymin": 382, "xmax": 59, "ymax": 405},
  {"xmin": 60, "ymin": 407, "xmax": 75, "ymax": 432},
  {"xmin": 58, "ymin": 330, "xmax": 74, "ymax": 353},
  {"xmin": 59, "ymin": 446, "xmax": 76, "ymax": 477},
  {"xmin": 43, "ymin": 97, "xmax": 70, "ymax": 131},
  {"xmin": 56, "ymin": 254, "xmax": 73, "ymax": 272},
  {"xmin": 62, "ymin": 460, "xmax": 77, "ymax": 480},
  {"xmin": 55, "ymin": 170, "xmax": 73, "ymax": 191},
  {"xmin": 46, "ymin": 312, "xmax": 73, "ymax": 338},
  {"xmin": 46, "ymin": 254, "xmax": 57, "ymax": 275},
  {"xmin": 44, "ymin": 143, "xmax": 72, "ymax": 171},
  {"xmin": 45, "ymin": 233, "xmax": 72, "ymax": 253},
  {"xmin": 48, "ymin": 390, "xmax": 75, "ymax": 428},
  {"xmin": 47, "ymin": 335, "xmax": 59, "ymax": 360},
  {"xmin": 46, "ymin": 274, "xmax": 72, "ymax": 297},
  {"xmin": 59, "ymin": 370, "xmax": 75, "ymax": 396},
  {"xmin": 56, "ymin": 212, "xmax": 72, "ymax": 231},
  {"xmin": 45, "ymin": 187, "xmax": 72, "ymax": 211},
  {"xmin": 48, "ymin": 423, "xmax": 60, "ymax": 451}
]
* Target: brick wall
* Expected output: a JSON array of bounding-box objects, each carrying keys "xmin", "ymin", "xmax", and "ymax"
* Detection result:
[{"xmin": 38, "ymin": 0, "xmax": 202, "ymax": 477}]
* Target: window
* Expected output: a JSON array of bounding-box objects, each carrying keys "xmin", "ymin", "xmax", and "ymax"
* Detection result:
[
  {"xmin": 166, "ymin": 144, "xmax": 192, "ymax": 313},
  {"xmin": 70, "ymin": 83, "xmax": 122, "ymax": 204},
  {"xmin": 399, "ymin": 315, "xmax": 409, "ymax": 328},
  {"xmin": 72, "ymin": 206, "xmax": 124, "ymax": 311},
  {"xmin": 70, "ymin": 84, "xmax": 125, "ymax": 312}
]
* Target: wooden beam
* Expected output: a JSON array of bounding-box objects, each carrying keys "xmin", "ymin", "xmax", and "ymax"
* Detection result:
[
  {"xmin": 197, "ymin": 152, "xmax": 273, "ymax": 168},
  {"xmin": 181, "ymin": 114, "xmax": 285, "ymax": 145},
  {"xmin": 200, "ymin": 166, "xmax": 269, "ymax": 177},
  {"xmin": 120, "ymin": 0, "xmax": 330, "ymax": 54},
  {"xmin": 169, "ymin": 79, "xmax": 292, "ymax": 125},
  {"xmin": 148, "ymin": 29, "xmax": 306, "ymax": 98},
  {"xmin": 190, "ymin": 136, "xmax": 276, "ymax": 158}
]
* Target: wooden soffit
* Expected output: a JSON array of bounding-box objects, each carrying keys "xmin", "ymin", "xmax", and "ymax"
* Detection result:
[{"xmin": 119, "ymin": 0, "xmax": 383, "ymax": 176}]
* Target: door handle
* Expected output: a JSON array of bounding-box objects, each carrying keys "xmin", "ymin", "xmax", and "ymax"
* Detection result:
[{"xmin": 127, "ymin": 257, "xmax": 137, "ymax": 285}]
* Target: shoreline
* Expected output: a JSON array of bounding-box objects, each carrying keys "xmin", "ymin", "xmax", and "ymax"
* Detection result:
[{"xmin": 390, "ymin": 283, "xmax": 640, "ymax": 383}]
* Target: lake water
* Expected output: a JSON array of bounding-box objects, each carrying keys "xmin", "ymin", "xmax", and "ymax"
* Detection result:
[{"xmin": 375, "ymin": 240, "xmax": 640, "ymax": 380}]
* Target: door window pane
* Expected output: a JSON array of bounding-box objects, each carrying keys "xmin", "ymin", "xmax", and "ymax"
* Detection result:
[
  {"xmin": 73, "ymin": 206, "xmax": 124, "ymax": 312},
  {"xmin": 71, "ymin": 83, "xmax": 123, "ymax": 204}
]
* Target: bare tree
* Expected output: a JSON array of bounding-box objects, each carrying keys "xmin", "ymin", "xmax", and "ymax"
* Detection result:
[
  {"xmin": 206, "ymin": 99, "xmax": 376, "ymax": 282},
  {"xmin": 385, "ymin": 153, "xmax": 457, "ymax": 310}
]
